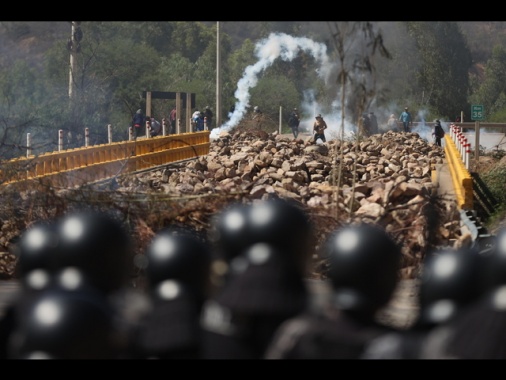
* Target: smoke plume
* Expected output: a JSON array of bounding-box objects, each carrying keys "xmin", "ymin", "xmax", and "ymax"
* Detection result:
[{"xmin": 211, "ymin": 32, "xmax": 337, "ymax": 139}]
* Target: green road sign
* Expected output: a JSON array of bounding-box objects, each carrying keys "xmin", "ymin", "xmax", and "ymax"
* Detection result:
[{"xmin": 471, "ymin": 105, "xmax": 484, "ymax": 121}]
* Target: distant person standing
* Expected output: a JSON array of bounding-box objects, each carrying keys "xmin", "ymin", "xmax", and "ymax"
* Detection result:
[
  {"xmin": 369, "ymin": 111, "xmax": 378, "ymax": 135},
  {"xmin": 149, "ymin": 116, "xmax": 161, "ymax": 137},
  {"xmin": 132, "ymin": 109, "xmax": 145, "ymax": 139},
  {"xmin": 252, "ymin": 106, "xmax": 263, "ymax": 120},
  {"xmin": 432, "ymin": 119, "xmax": 445, "ymax": 147},
  {"xmin": 313, "ymin": 114, "xmax": 328, "ymax": 143},
  {"xmin": 399, "ymin": 107, "xmax": 412, "ymax": 132},
  {"xmin": 191, "ymin": 110, "xmax": 201, "ymax": 131},
  {"xmin": 387, "ymin": 113, "xmax": 399, "ymax": 131},
  {"xmin": 169, "ymin": 107, "xmax": 177, "ymax": 134},
  {"xmin": 195, "ymin": 112, "xmax": 205, "ymax": 132},
  {"xmin": 204, "ymin": 106, "xmax": 213, "ymax": 130},
  {"xmin": 252, "ymin": 106, "xmax": 264, "ymax": 129},
  {"xmin": 227, "ymin": 104, "xmax": 236, "ymax": 121},
  {"xmin": 288, "ymin": 108, "xmax": 301, "ymax": 139},
  {"xmin": 361, "ymin": 113, "xmax": 371, "ymax": 136}
]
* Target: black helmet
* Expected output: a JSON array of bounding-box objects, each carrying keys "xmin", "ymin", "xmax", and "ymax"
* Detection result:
[
  {"xmin": 211, "ymin": 199, "xmax": 313, "ymax": 273},
  {"xmin": 482, "ymin": 228, "xmax": 506, "ymax": 290},
  {"xmin": 14, "ymin": 221, "xmax": 59, "ymax": 278},
  {"xmin": 8, "ymin": 285, "xmax": 117, "ymax": 359},
  {"xmin": 209, "ymin": 202, "xmax": 251, "ymax": 263},
  {"xmin": 215, "ymin": 242, "xmax": 308, "ymax": 314},
  {"xmin": 323, "ymin": 224, "xmax": 401, "ymax": 313},
  {"xmin": 144, "ymin": 228, "xmax": 211, "ymax": 298},
  {"xmin": 243, "ymin": 198, "xmax": 313, "ymax": 273},
  {"xmin": 55, "ymin": 211, "xmax": 132, "ymax": 294},
  {"xmin": 417, "ymin": 247, "xmax": 486, "ymax": 326}
]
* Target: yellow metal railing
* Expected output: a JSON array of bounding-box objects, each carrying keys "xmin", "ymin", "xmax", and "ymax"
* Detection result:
[
  {"xmin": 0, "ymin": 132, "xmax": 210, "ymax": 189},
  {"xmin": 444, "ymin": 134, "xmax": 473, "ymax": 209}
]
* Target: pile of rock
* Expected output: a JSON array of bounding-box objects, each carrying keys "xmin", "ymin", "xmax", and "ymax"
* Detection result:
[{"xmin": 114, "ymin": 128, "xmax": 463, "ymax": 279}]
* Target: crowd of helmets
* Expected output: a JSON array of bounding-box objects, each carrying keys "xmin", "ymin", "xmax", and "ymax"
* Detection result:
[{"xmin": 2, "ymin": 197, "xmax": 506, "ymax": 359}]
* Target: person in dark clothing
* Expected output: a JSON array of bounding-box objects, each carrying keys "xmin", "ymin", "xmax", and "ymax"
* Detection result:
[
  {"xmin": 362, "ymin": 246, "xmax": 487, "ymax": 359},
  {"xmin": 194, "ymin": 112, "xmax": 205, "ymax": 132},
  {"xmin": 169, "ymin": 107, "xmax": 177, "ymax": 134},
  {"xmin": 419, "ymin": 228, "xmax": 506, "ymax": 359},
  {"xmin": 368, "ymin": 111, "xmax": 378, "ymax": 135},
  {"xmin": 204, "ymin": 106, "xmax": 213, "ymax": 130},
  {"xmin": 149, "ymin": 116, "xmax": 161, "ymax": 137},
  {"xmin": 288, "ymin": 108, "xmax": 301, "ymax": 139},
  {"xmin": 127, "ymin": 227, "xmax": 212, "ymax": 359},
  {"xmin": 265, "ymin": 223, "xmax": 403, "ymax": 359},
  {"xmin": 0, "ymin": 221, "xmax": 57, "ymax": 359},
  {"xmin": 313, "ymin": 114, "xmax": 327, "ymax": 143},
  {"xmin": 432, "ymin": 120, "xmax": 445, "ymax": 147},
  {"xmin": 3, "ymin": 211, "xmax": 139, "ymax": 359},
  {"xmin": 361, "ymin": 113, "xmax": 371, "ymax": 136},
  {"xmin": 132, "ymin": 109, "xmax": 145, "ymax": 139},
  {"xmin": 7, "ymin": 272, "xmax": 121, "ymax": 359},
  {"xmin": 200, "ymin": 198, "xmax": 315, "ymax": 359}
]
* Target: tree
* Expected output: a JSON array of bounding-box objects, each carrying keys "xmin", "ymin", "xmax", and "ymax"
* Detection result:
[
  {"xmin": 43, "ymin": 22, "xmax": 162, "ymax": 141},
  {"xmin": 249, "ymin": 76, "xmax": 301, "ymax": 126},
  {"xmin": 407, "ymin": 22, "xmax": 472, "ymax": 120},
  {"xmin": 170, "ymin": 22, "xmax": 215, "ymax": 64},
  {"xmin": 326, "ymin": 21, "xmax": 391, "ymax": 219},
  {"xmin": 470, "ymin": 45, "xmax": 506, "ymax": 120},
  {"xmin": 0, "ymin": 58, "xmax": 58, "ymax": 158}
]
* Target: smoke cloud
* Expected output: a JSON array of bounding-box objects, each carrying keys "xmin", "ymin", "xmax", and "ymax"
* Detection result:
[
  {"xmin": 211, "ymin": 31, "xmax": 442, "ymax": 142},
  {"xmin": 211, "ymin": 32, "xmax": 338, "ymax": 139}
]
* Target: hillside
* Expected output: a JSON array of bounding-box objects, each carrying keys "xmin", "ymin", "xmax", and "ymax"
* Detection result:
[{"xmin": 1, "ymin": 22, "xmax": 505, "ymax": 70}]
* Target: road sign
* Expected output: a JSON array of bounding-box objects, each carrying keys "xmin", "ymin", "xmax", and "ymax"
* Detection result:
[{"xmin": 471, "ymin": 105, "xmax": 484, "ymax": 121}]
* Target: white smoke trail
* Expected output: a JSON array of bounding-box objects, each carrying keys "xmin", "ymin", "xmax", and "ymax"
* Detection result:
[{"xmin": 211, "ymin": 32, "xmax": 336, "ymax": 139}]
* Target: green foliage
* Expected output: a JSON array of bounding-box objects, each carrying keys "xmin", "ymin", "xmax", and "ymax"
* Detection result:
[
  {"xmin": 327, "ymin": 22, "xmax": 392, "ymax": 128},
  {"xmin": 157, "ymin": 53, "xmax": 195, "ymax": 87},
  {"xmin": 488, "ymin": 97, "xmax": 506, "ymax": 122},
  {"xmin": 249, "ymin": 76, "xmax": 301, "ymax": 121},
  {"xmin": 406, "ymin": 22, "xmax": 472, "ymax": 120},
  {"xmin": 170, "ymin": 22, "xmax": 215, "ymax": 63},
  {"xmin": 470, "ymin": 45, "xmax": 506, "ymax": 120},
  {"xmin": 482, "ymin": 164, "xmax": 506, "ymax": 204},
  {"xmin": 0, "ymin": 21, "xmax": 505, "ymax": 155}
]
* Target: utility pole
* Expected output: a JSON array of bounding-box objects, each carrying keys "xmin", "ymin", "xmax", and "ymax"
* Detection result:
[
  {"xmin": 68, "ymin": 21, "xmax": 82, "ymax": 100},
  {"xmin": 216, "ymin": 21, "xmax": 222, "ymax": 128}
]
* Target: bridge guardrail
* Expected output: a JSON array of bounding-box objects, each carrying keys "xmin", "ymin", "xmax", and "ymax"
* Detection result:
[
  {"xmin": 0, "ymin": 131, "xmax": 210, "ymax": 189},
  {"xmin": 444, "ymin": 133, "xmax": 473, "ymax": 210}
]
